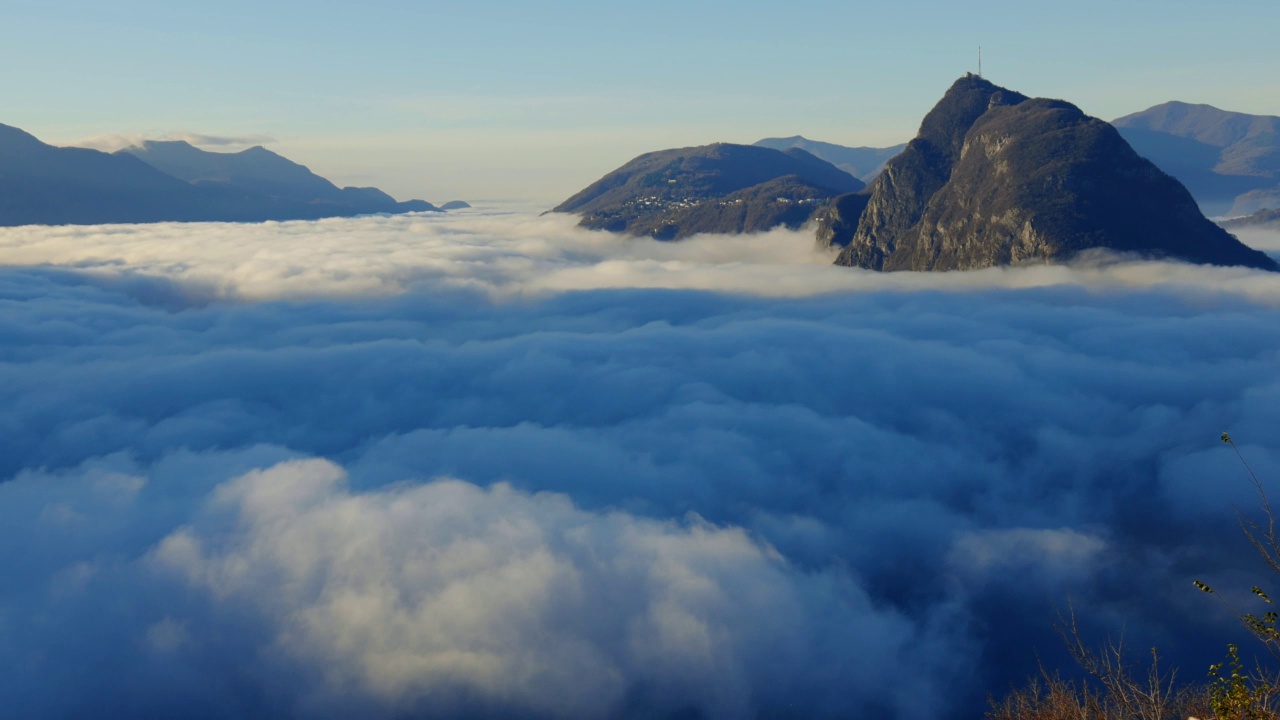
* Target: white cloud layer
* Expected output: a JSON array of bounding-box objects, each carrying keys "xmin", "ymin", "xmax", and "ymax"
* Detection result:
[
  {"xmin": 150, "ymin": 460, "xmax": 936, "ymax": 718},
  {"xmin": 1, "ymin": 209, "xmax": 1278, "ymax": 303},
  {"xmin": 1, "ymin": 451, "xmax": 957, "ymax": 718},
  {"xmin": 2, "ymin": 210, "xmax": 1280, "ymax": 717},
  {"xmin": 70, "ymin": 132, "xmax": 278, "ymax": 152},
  {"xmin": 1229, "ymin": 227, "xmax": 1280, "ymax": 253}
]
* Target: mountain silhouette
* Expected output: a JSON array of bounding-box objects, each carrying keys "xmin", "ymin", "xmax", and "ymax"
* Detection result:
[
  {"xmin": 0, "ymin": 124, "xmax": 447, "ymax": 227},
  {"xmin": 121, "ymin": 140, "xmax": 437, "ymax": 214},
  {"xmin": 553, "ymin": 143, "xmax": 862, "ymax": 240}
]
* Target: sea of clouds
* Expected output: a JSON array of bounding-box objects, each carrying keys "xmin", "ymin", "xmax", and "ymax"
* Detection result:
[{"xmin": 3, "ymin": 209, "xmax": 1280, "ymax": 718}]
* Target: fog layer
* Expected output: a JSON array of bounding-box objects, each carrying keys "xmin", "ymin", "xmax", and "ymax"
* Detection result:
[{"xmin": 2, "ymin": 210, "xmax": 1279, "ymax": 718}]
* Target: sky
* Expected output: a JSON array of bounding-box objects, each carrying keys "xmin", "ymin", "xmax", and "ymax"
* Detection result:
[
  {"xmin": 2, "ymin": 211, "xmax": 1280, "ymax": 717},
  {"xmin": 2, "ymin": 0, "xmax": 1279, "ymax": 203}
]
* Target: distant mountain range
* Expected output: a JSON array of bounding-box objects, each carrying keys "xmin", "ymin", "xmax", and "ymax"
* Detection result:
[
  {"xmin": 552, "ymin": 143, "xmax": 862, "ymax": 240},
  {"xmin": 1112, "ymin": 102, "xmax": 1280, "ymax": 216},
  {"xmin": 827, "ymin": 75, "xmax": 1276, "ymax": 272},
  {"xmin": 752, "ymin": 137, "xmax": 905, "ymax": 182},
  {"xmin": 1221, "ymin": 207, "xmax": 1280, "ymax": 231},
  {"xmin": 0, "ymin": 124, "xmax": 462, "ymax": 227}
]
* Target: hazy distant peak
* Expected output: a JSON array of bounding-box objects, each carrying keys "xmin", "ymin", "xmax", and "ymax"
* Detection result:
[
  {"xmin": 757, "ymin": 135, "xmax": 904, "ymax": 153},
  {"xmin": 127, "ymin": 140, "xmax": 288, "ymax": 161},
  {"xmin": 1113, "ymin": 101, "xmax": 1280, "ymax": 149},
  {"xmin": 1116, "ymin": 100, "xmax": 1228, "ymax": 123},
  {"xmin": 753, "ymin": 136, "xmax": 906, "ymax": 183},
  {"xmin": 121, "ymin": 140, "xmax": 325, "ymax": 191},
  {"xmin": 137, "ymin": 139, "xmax": 198, "ymax": 148},
  {"xmin": 127, "ymin": 139, "xmax": 205, "ymax": 157},
  {"xmin": 1111, "ymin": 100, "xmax": 1280, "ymax": 213},
  {"xmin": 1147, "ymin": 100, "xmax": 1220, "ymax": 113}
]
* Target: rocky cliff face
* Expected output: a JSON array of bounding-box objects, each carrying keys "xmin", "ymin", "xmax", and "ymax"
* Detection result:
[
  {"xmin": 814, "ymin": 192, "xmax": 870, "ymax": 250},
  {"xmin": 829, "ymin": 76, "xmax": 1277, "ymax": 272}
]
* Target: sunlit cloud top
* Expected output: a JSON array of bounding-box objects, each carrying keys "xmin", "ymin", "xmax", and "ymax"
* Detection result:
[{"xmin": 1, "ymin": 210, "xmax": 1278, "ymax": 304}]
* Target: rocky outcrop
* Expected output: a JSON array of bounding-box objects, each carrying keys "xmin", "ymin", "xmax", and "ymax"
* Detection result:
[{"xmin": 828, "ymin": 76, "xmax": 1277, "ymax": 272}]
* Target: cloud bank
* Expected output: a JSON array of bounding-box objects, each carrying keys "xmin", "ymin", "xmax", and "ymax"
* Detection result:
[
  {"xmin": 2, "ymin": 210, "xmax": 1278, "ymax": 303},
  {"xmin": 2, "ymin": 209, "xmax": 1280, "ymax": 718},
  {"xmin": 156, "ymin": 461, "xmax": 937, "ymax": 719},
  {"xmin": 70, "ymin": 132, "xmax": 278, "ymax": 153}
]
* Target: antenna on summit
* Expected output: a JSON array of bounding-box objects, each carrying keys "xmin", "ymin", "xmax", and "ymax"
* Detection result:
[{"xmin": 978, "ymin": 46, "xmax": 983, "ymax": 78}]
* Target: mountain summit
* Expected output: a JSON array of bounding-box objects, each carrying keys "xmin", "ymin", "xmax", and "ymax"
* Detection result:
[
  {"xmin": 553, "ymin": 143, "xmax": 862, "ymax": 240},
  {"xmin": 827, "ymin": 75, "xmax": 1277, "ymax": 272}
]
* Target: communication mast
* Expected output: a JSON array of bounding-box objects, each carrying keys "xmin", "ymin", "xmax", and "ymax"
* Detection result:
[{"xmin": 978, "ymin": 46, "xmax": 983, "ymax": 78}]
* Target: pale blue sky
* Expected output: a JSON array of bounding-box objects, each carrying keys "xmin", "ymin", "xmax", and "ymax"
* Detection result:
[{"xmin": 3, "ymin": 0, "xmax": 1278, "ymax": 202}]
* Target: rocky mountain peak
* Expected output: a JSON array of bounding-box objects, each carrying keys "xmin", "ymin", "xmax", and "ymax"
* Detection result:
[{"xmin": 826, "ymin": 77, "xmax": 1277, "ymax": 272}]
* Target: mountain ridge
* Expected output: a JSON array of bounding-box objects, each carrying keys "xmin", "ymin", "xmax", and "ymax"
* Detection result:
[
  {"xmin": 119, "ymin": 139, "xmax": 438, "ymax": 214},
  {"xmin": 0, "ymin": 124, "xmax": 454, "ymax": 227},
  {"xmin": 553, "ymin": 143, "xmax": 863, "ymax": 240},
  {"xmin": 752, "ymin": 136, "xmax": 905, "ymax": 182}
]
